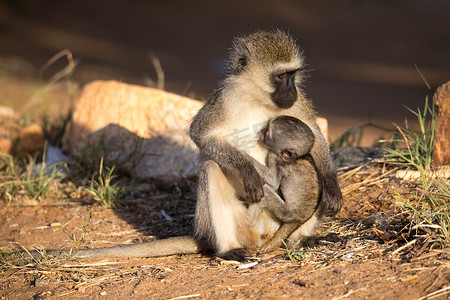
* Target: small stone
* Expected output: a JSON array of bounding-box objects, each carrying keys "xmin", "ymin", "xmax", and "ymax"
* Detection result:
[
  {"xmin": 0, "ymin": 138, "xmax": 13, "ymax": 154},
  {"xmin": 292, "ymin": 279, "xmax": 307, "ymax": 287},
  {"xmin": 15, "ymin": 123, "xmax": 45, "ymax": 156}
]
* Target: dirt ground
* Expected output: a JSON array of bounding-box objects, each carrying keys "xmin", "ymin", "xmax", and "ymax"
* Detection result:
[{"xmin": 1, "ymin": 163, "xmax": 449, "ymax": 300}]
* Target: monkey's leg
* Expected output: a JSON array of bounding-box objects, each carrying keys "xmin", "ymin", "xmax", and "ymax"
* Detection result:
[
  {"xmin": 247, "ymin": 181, "xmax": 281, "ymax": 226},
  {"xmin": 194, "ymin": 159, "xmax": 255, "ymax": 261},
  {"xmin": 258, "ymin": 222, "xmax": 299, "ymax": 254},
  {"xmin": 247, "ymin": 203, "xmax": 262, "ymax": 226},
  {"xmin": 261, "ymin": 183, "xmax": 317, "ymax": 224},
  {"xmin": 285, "ymin": 210, "xmax": 321, "ymax": 248},
  {"xmin": 259, "ymin": 209, "xmax": 324, "ymax": 254}
]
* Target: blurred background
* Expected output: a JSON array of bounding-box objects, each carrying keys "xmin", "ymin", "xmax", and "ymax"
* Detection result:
[{"xmin": 1, "ymin": 0, "xmax": 449, "ymax": 145}]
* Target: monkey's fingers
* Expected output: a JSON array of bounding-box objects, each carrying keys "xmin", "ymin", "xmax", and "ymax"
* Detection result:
[
  {"xmin": 245, "ymin": 182, "xmax": 264, "ymax": 203},
  {"xmin": 242, "ymin": 166, "xmax": 265, "ymax": 203},
  {"xmin": 322, "ymin": 189, "xmax": 343, "ymax": 217},
  {"xmin": 321, "ymin": 175, "xmax": 343, "ymax": 217}
]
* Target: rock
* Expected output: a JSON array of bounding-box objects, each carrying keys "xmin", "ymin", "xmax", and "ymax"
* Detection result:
[
  {"xmin": 0, "ymin": 138, "xmax": 14, "ymax": 154},
  {"xmin": 0, "ymin": 105, "xmax": 18, "ymax": 119},
  {"xmin": 0, "ymin": 105, "xmax": 19, "ymax": 155},
  {"xmin": 15, "ymin": 123, "xmax": 45, "ymax": 157},
  {"xmin": 432, "ymin": 81, "xmax": 450, "ymax": 167},
  {"xmin": 64, "ymin": 80, "xmax": 202, "ymax": 179},
  {"xmin": 65, "ymin": 80, "xmax": 330, "ymax": 179},
  {"xmin": 331, "ymin": 147, "xmax": 386, "ymax": 168}
]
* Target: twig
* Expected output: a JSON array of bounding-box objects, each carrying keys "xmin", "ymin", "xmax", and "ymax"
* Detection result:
[
  {"xmin": 237, "ymin": 254, "xmax": 285, "ymax": 269},
  {"xmin": 392, "ymin": 239, "xmax": 417, "ymax": 255},
  {"xmin": 414, "ymin": 64, "xmax": 431, "ymax": 90},
  {"xmin": 332, "ymin": 287, "xmax": 366, "ymax": 299},
  {"xmin": 168, "ymin": 294, "xmax": 201, "ymax": 300},
  {"xmin": 148, "ymin": 53, "xmax": 165, "ymax": 90},
  {"xmin": 424, "ymin": 268, "xmax": 444, "ymax": 293},
  {"xmin": 410, "ymin": 250, "xmax": 445, "ymax": 263},
  {"xmin": 416, "ymin": 285, "xmax": 450, "ymax": 300},
  {"xmin": 161, "ymin": 209, "xmax": 172, "ymax": 221}
]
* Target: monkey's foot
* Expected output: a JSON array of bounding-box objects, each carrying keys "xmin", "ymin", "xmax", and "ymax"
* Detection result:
[
  {"xmin": 219, "ymin": 248, "xmax": 250, "ymax": 262},
  {"xmin": 257, "ymin": 239, "xmax": 284, "ymax": 255}
]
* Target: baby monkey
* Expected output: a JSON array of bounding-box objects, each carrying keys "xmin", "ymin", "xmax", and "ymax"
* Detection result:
[{"xmin": 249, "ymin": 115, "xmax": 321, "ymax": 253}]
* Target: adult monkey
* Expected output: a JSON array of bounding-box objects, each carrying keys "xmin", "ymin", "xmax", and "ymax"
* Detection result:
[{"xmin": 190, "ymin": 29, "xmax": 342, "ymax": 261}]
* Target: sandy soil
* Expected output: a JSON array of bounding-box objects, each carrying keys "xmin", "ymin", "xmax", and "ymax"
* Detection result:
[{"xmin": 1, "ymin": 164, "xmax": 449, "ymax": 299}]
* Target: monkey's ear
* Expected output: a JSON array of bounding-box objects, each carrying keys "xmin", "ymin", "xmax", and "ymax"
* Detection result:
[{"xmin": 281, "ymin": 149, "xmax": 298, "ymax": 162}]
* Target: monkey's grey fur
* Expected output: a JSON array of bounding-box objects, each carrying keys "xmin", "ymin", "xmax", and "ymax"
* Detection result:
[
  {"xmin": 17, "ymin": 30, "xmax": 342, "ymax": 262},
  {"xmin": 189, "ymin": 30, "xmax": 342, "ymax": 261},
  {"xmin": 248, "ymin": 115, "xmax": 321, "ymax": 253}
]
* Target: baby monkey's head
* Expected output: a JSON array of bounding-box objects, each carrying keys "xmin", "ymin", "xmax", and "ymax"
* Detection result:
[{"xmin": 257, "ymin": 116, "xmax": 315, "ymax": 163}]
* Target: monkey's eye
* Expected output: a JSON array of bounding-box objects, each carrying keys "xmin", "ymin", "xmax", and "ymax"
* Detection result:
[
  {"xmin": 274, "ymin": 73, "xmax": 287, "ymax": 83},
  {"xmin": 238, "ymin": 57, "xmax": 247, "ymax": 67}
]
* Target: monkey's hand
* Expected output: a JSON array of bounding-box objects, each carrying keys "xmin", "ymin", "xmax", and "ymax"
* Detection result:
[
  {"xmin": 320, "ymin": 174, "xmax": 343, "ymax": 217},
  {"xmin": 249, "ymin": 156, "xmax": 279, "ymax": 189},
  {"xmin": 241, "ymin": 164, "xmax": 265, "ymax": 203}
]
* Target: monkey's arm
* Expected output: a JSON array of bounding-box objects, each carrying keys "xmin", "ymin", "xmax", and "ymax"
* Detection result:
[
  {"xmin": 310, "ymin": 129, "xmax": 343, "ymax": 217},
  {"xmin": 249, "ymin": 154, "xmax": 280, "ymax": 189},
  {"xmin": 190, "ymin": 109, "xmax": 265, "ymax": 203}
]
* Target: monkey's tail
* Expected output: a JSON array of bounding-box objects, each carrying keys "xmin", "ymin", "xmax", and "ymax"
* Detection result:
[{"xmin": 16, "ymin": 236, "xmax": 201, "ymax": 259}]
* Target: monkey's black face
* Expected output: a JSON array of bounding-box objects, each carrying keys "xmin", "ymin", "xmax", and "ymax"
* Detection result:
[{"xmin": 271, "ymin": 70, "xmax": 298, "ymax": 109}]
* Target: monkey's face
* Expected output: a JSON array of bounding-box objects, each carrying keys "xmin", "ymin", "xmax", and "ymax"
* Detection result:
[
  {"xmin": 256, "ymin": 120, "xmax": 282, "ymax": 155},
  {"xmin": 226, "ymin": 30, "xmax": 304, "ymax": 110},
  {"xmin": 232, "ymin": 58, "xmax": 302, "ymax": 110}
]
